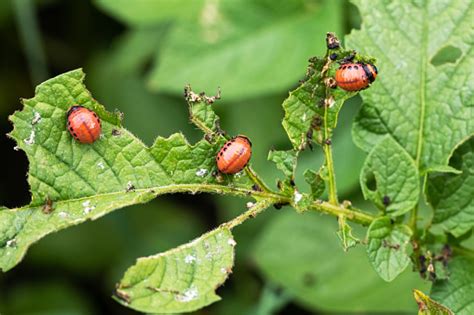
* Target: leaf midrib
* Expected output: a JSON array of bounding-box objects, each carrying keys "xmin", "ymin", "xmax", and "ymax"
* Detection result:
[
  {"xmin": 415, "ymin": 0, "xmax": 429, "ymax": 171},
  {"xmin": 6, "ymin": 183, "xmax": 286, "ymax": 214}
]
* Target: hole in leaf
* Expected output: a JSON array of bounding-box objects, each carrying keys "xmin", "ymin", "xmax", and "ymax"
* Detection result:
[
  {"xmin": 430, "ymin": 45, "xmax": 462, "ymax": 66},
  {"xmin": 365, "ymin": 172, "xmax": 377, "ymax": 191}
]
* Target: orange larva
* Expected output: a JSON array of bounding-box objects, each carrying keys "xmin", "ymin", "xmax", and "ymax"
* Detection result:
[
  {"xmin": 66, "ymin": 105, "xmax": 101, "ymax": 144},
  {"xmin": 216, "ymin": 136, "xmax": 252, "ymax": 174},
  {"xmin": 335, "ymin": 62, "xmax": 378, "ymax": 91}
]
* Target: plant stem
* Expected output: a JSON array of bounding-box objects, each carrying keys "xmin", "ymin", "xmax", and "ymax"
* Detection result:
[
  {"xmin": 308, "ymin": 201, "xmax": 374, "ymax": 226},
  {"xmin": 223, "ymin": 199, "xmax": 273, "ymax": 229},
  {"xmin": 323, "ymin": 98, "xmax": 338, "ymax": 205},
  {"xmin": 409, "ymin": 204, "xmax": 418, "ymax": 234},
  {"xmin": 244, "ymin": 166, "xmax": 272, "ymax": 193}
]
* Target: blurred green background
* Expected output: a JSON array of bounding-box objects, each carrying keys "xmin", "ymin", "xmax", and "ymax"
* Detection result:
[{"xmin": 0, "ymin": 0, "xmax": 430, "ymax": 314}]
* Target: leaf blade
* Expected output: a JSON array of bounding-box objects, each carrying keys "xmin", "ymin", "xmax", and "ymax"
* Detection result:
[
  {"xmin": 426, "ymin": 137, "xmax": 474, "ymax": 237},
  {"xmin": 366, "ymin": 217, "xmax": 412, "ymax": 282},
  {"xmin": 115, "ymin": 227, "xmax": 235, "ymax": 313},
  {"xmin": 349, "ymin": 0, "xmax": 474, "ymax": 172},
  {"xmin": 360, "ymin": 135, "xmax": 420, "ymax": 216}
]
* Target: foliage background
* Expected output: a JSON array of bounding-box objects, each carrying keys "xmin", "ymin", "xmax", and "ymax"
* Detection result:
[{"xmin": 0, "ymin": 0, "xmax": 469, "ymax": 314}]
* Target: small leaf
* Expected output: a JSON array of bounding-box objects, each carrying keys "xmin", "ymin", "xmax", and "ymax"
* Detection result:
[
  {"xmin": 427, "ymin": 137, "xmax": 474, "ymax": 237},
  {"xmin": 185, "ymin": 86, "xmax": 221, "ymax": 135},
  {"xmin": 413, "ymin": 289, "xmax": 453, "ymax": 315},
  {"xmin": 291, "ymin": 191, "xmax": 312, "ymax": 213},
  {"xmin": 304, "ymin": 168, "xmax": 325, "ymax": 199},
  {"xmin": 337, "ymin": 215, "xmax": 359, "ymax": 252},
  {"xmin": 268, "ymin": 150, "xmax": 297, "ymax": 178},
  {"xmin": 366, "ymin": 217, "xmax": 412, "ymax": 282},
  {"xmin": 349, "ymin": 0, "xmax": 474, "ymax": 173},
  {"xmin": 430, "ymin": 256, "xmax": 474, "ymax": 314},
  {"xmin": 360, "ymin": 135, "xmax": 420, "ymax": 216},
  {"xmin": 114, "ymin": 227, "xmax": 235, "ymax": 313},
  {"xmin": 282, "ymin": 52, "xmax": 355, "ymax": 151}
]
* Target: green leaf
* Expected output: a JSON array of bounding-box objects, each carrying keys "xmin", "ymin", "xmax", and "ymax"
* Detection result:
[
  {"xmin": 114, "ymin": 227, "xmax": 235, "ymax": 313},
  {"xmin": 366, "ymin": 217, "xmax": 412, "ymax": 282},
  {"xmin": 253, "ymin": 211, "xmax": 429, "ymax": 313},
  {"xmin": 1, "ymin": 69, "xmax": 256, "ymax": 271},
  {"xmin": 303, "ymin": 168, "xmax": 325, "ymax": 199},
  {"xmin": 427, "ymin": 137, "xmax": 474, "ymax": 237},
  {"xmin": 337, "ymin": 215, "xmax": 359, "ymax": 252},
  {"xmin": 94, "ymin": 0, "xmax": 206, "ymax": 26},
  {"xmin": 414, "ymin": 289, "xmax": 454, "ymax": 315},
  {"xmin": 360, "ymin": 135, "xmax": 420, "ymax": 216},
  {"xmin": 349, "ymin": 0, "xmax": 474, "ymax": 173},
  {"xmin": 430, "ymin": 256, "xmax": 474, "ymax": 315},
  {"xmin": 148, "ymin": 0, "xmax": 344, "ymax": 100},
  {"xmin": 268, "ymin": 150, "xmax": 297, "ymax": 178},
  {"xmin": 282, "ymin": 53, "xmax": 351, "ymax": 151}
]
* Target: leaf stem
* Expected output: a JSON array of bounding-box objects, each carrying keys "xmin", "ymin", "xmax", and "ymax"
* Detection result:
[
  {"xmin": 307, "ymin": 201, "xmax": 374, "ymax": 226},
  {"xmin": 223, "ymin": 199, "xmax": 274, "ymax": 229},
  {"xmin": 322, "ymin": 128, "xmax": 338, "ymax": 205},
  {"xmin": 409, "ymin": 204, "xmax": 418, "ymax": 234},
  {"xmin": 244, "ymin": 166, "xmax": 272, "ymax": 193}
]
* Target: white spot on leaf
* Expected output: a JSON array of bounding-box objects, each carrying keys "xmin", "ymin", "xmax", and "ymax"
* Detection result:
[
  {"xmin": 97, "ymin": 162, "xmax": 105, "ymax": 169},
  {"xmin": 227, "ymin": 238, "xmax": 236, "ymax": 247},
  {"xmin": 126, "ymin": 181, "xmax": 135, "ymax": 191},
  {"xmin": 24, "ymin": 130, "xmax": 35, "ymax": 145},
  {"xmin": 82, "ymin": 200, "xmax": 95, "ymax": 214},
  {"xmin": 294, "ymin": 191, "xmax": 303, "ymax": 204},
  {"xmin": 32, "ymin": 111, "xmax": 41, "ymax": 125},
  {"xmin": 184, "ymin": 254, "xmax": 197, "ymax": 264},
  {"xmin": 220, "ymin": 267, "xmax": 227, "ymax": 274},
  {"xmin": 246, "ymin": 202, "xmax": 254, "ymax": 209},
  {"xmin": 195, "ymin": 168, "xmax": 208, "ymax": 177},
  {"xmin": 302, "ymin": 113, "xmax": 307, "ymax": 122},
  {"xmin": 176, "ymin": 286, "xmax": 199, "ymax": 303},
  {"xmin": 58, "ymin": 211, "xmax": 68, "ymax": 218},
  {"xmin": 6, "ymin": 239, "xmax": 16, "ymax": 247}
]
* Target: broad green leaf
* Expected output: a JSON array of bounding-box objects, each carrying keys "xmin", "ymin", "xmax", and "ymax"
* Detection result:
[
  {"xmin": 414, "ymin": 289, "xmax": 454, "ymax": 315},
  {"xmin": 366, "ymin": 217, "xmax": 412, "ymax": 282},
  {"xmin": 253, "ymin": 211, "xmax": 430, "ymax": 313},
  {"xmin": 1, "ymin": 69, "xmax": 255, "ymax": 271},
  {"xmin": 360, "ymin": 135, "xmax": 420, "ymax": 216},
  {"xmin": 114, "ymin": 227, "xmax": 235, "ymax": 313},
  {"xmin": 427, "ymin": 137, "xmax": 474, "ymax": 237},
  {"xmin": 337, "ymin": 215, "xmax": 359, "ymax": 251},
  {"xmin": 303, "ymin": 168, "xmax": 325, "ymax": 199},
  {"xmin": 268, "ymin": 150, "xmax": 297, "ymax": 178},
  {"xmin": 431, "ymin": 256, "xmax": 474, "ymax": 315},
  {"xmin": 94, "ymin": 0, "xmax": 206, "ymax": 26},
  {"xmin": 349, "ymin": 0, "xmax": 474, "ymax": 173},
  {"xmin": 148, "ymin": 0, "xmax": 343, "ymax": 100}
]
